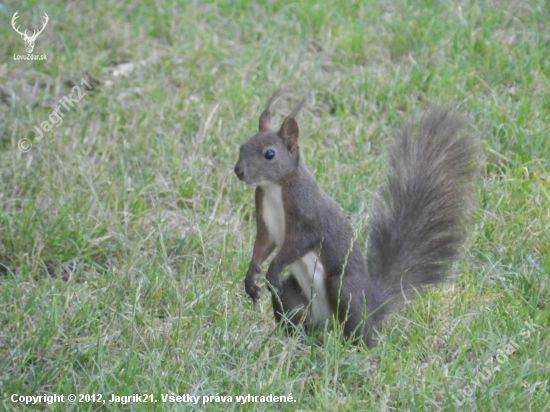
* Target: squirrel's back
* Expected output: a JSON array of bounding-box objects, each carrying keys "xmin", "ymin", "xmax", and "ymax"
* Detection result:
[{"xmin": 365, "ymin": 109, "xmax": 480, "ymax": 334}]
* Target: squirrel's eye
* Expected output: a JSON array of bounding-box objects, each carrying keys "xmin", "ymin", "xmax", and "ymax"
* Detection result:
[{"xmin": 264, "ymin": 149, "xmax": 275, "ymax": 160}]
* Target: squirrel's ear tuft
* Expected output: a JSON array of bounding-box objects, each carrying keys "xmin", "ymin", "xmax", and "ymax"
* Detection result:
[
  {"xmin": 259, "ymin": 109, "xmax": 271, "ymax": 131},
  {"xmin": 259, "ymin": 90, "xmax": 283, "ymax": 131},
  {"xmin": 278, "ymin": 117, "xmax": 300, "ymax": 151}
]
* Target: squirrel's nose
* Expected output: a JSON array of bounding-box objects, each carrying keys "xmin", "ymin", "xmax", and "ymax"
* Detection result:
[{"xmin": 234, "ymin": 164, "xmax": 244, "ymax": 180}]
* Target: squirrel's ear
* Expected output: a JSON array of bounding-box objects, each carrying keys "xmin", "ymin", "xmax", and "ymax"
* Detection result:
[
  {"xmin": 278, "ymin": 117, "xmax": 300, "ymax": 151},
  {"xmin": 259, "ymin": 109, "xmax": 271, "ymax": 131}
]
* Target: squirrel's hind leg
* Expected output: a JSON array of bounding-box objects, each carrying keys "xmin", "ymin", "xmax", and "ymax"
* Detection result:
[
  {"xmin": 271, "ymin": 275, "xmax": 310, "ymax": 334},
  {"xmin": 326, "ymin": 275, "xmax": 373, "ymax": 346}
]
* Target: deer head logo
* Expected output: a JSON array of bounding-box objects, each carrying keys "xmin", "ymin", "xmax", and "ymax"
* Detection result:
[{"xmin": 11, "ymin": 11, "xmax": 49, "ymax": 54}]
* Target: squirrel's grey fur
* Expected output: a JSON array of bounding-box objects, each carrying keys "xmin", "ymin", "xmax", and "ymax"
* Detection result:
[{"xmin": 234, "ymin": 94, "xmax": 479, "ymax": 346}]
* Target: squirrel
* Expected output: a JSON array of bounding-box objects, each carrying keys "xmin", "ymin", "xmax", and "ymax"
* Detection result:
[{"xmin": 234, "ymin": 92, "xmax": 479, "ymax": 346}]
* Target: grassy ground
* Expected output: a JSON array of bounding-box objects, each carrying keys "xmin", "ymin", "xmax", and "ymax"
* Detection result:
[{"xmin": 1, "ymin": 0, "xmax": 549, "ymax": 410}]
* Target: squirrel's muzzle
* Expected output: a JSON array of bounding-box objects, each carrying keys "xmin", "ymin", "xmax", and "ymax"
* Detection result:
[{"xmin": 234, "ymin": 164, "xmax": 245, "ymax": 180}]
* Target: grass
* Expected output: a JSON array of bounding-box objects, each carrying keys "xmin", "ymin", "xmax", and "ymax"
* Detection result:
[{"xmin": 0, "ymin": 0, "xmax": 549, "ymax": 410}]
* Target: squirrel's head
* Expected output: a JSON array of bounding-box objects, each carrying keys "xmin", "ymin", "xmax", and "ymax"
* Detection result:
[{"xmin": 234, "ymin": 92, "xmax": 305, "ymax": 186}]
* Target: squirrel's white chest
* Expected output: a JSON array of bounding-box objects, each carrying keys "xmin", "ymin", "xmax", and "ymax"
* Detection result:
[
  {"xmin": 261, "ymin": 184, "xmax": 331, "ymax": 325},
  {"xmin": 262, "ymin": 184, "xmax": 286, "ymax": 246}
]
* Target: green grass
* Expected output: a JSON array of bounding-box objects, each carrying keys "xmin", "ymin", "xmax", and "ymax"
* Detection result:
[{"xmin": 1, "ymin": 0, "xmax": 549, "ymax": 410}]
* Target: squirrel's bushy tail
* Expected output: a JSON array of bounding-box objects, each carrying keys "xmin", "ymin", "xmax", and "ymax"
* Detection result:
[{"xmin": 365, "ymin": 109, "xmax": 479, "ymax": 332}]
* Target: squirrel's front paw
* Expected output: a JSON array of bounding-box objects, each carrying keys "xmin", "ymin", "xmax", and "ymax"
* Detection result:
[
  {"xmin": 265, "ymin": 275, "xmax": 282, "ymax": 295},
  {"xmin": 244, "ymin": 276, "xmax": 261, "ymax": 303}
]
